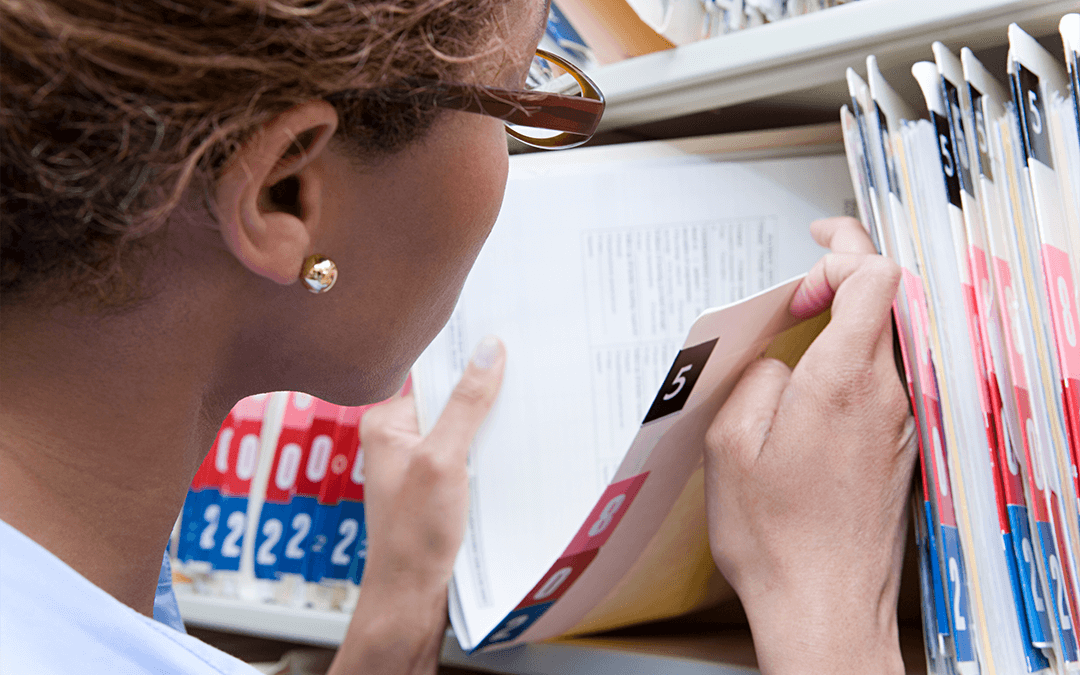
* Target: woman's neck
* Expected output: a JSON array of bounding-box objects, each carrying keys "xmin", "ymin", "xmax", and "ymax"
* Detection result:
[{"xmin": 0, "ymin": 301, "xmax": 228, "ymax": 616}]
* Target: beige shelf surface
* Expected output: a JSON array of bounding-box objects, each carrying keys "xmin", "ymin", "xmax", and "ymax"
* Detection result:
[
  {"xmin": 590, "ymin": 0, "xmax": 1074, "ymax": 130},
  {"xmin": 179, "ymin": 595, "xmax": 929, "ymax": 674}
]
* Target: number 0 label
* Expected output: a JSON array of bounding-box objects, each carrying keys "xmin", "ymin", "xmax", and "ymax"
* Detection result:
[{"xmin": 515, "ymin": 549, "xmax": 598, "ymax": 610}]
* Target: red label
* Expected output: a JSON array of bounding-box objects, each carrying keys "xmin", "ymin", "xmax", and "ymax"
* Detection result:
[
  {"xmin": 340, "ymin": 437, "xmax": 365, "ymax": 504},
  {"xmin": 891, "ymin": 296, "xmax": 931, "ymax": 506},
  {"xmin": 282, "ymin": 392, "xmax": 316, "ymax": 429},
  {"xmin": 191, "ymin": 411, "xmax": 234, "ymax": 490},
  {"xmin": 1015, "ymin": 386, "xmax": 1051, "ymax": 523},
  {"xmin": 232, "ymin": 394, "xmax": 269, "ymax": 421},
  {"xmin": 991, "ymin": 372, "xmax": 1026, "ymax": 509},
  {"xmin": 219, "ymin": 417, "xmax": 262, "ymax": 496},
  {"xmin": 1043, "ymin": 245, "xmax": 1080, "ymax": 379},
  {"xmin": 317, "ymin": 406, "xmax": 362, "ymax": 506},
  {"xmin": 969, "ymin": 246, "xmax": 996, "ymax": 379},
  {"xmin": 294, "ymin": 399, "xmax": 340, "ymax": 498},
  {"xmin": 515, "ymin": 549, "xmax": 599, "ymax": 610},
  {"xmin": 923, "ymin": 394, "xmax": 957, "ymax": 529},
  {"xmin": 1043, "ymin": 245, "xmax": 1080, "ymax": 485},
  {"xmin": 564, "ymin": 472, "xmax": 648, "ymax": 556},
  {"xmin": 1063, "ymin": 379, "xmax": 1080, "ymax": 502},
  {"xmin": 993, "ymin": 257, "xmax": 1032, "ymax": 390},
  {"xmin": 264, "ymin": 394, "xmax": 315, "ymax": 504},
  {"xmin": 340, "ymin": 403, "xmax": 369, "ymax": 504},
  {"xmin": 339, "ymin": 377, "xmax": 413, "ymax": 504},
  {"xmin": 902, "ymin": 270, "xmax": 959, "ymax": 528},
  {"xmin": 902, "ymin": 271, "xmax": 936, "ymax": 398}
]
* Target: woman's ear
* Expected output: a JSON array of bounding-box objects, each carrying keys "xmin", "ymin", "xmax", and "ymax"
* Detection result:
[{"xmin": 215, "ymin": 101, "xmax": 339, "ymax": 285}]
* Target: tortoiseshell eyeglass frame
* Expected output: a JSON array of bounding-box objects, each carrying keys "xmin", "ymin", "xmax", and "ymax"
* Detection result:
[{"xmin": 331, "ymin": 49, "xmax": 605, "ymax": 150}]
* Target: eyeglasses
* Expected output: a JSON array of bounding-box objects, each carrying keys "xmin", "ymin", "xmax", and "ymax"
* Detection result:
[
  {"xmin": 330, "ymin": 49, "xmax": 604, "ymax": 151},
  {"xmin": 429, "ymin": 49, "xmax": 605, "ymax": 150}
]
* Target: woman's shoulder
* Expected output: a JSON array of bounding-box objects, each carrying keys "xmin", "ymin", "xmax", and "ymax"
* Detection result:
[{"xmin": 0, "ymin": 519, "xmax": 256, "ymax": 675}]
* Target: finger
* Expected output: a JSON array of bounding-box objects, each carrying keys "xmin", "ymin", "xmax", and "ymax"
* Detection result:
[
  {"xmin": 705, "ymin": 358, "xmax": 791, "ymax": 470},
  {"xmin": 807, "ymin": 253, "xmax": 898, "ymax": 362},
  {"xmin": 790, "ymin": 252, "xmax": 863, "ymax": 319},
  {"xmin": 810, "ymin": 216, "xmax": 877, "ymax": 255},
  {"xmin": 424, "ymin": 336, "xmax": 506, "ymax": 462},
  {"xmin": 360, "ymin": 391, "xmax": 421, "ymax": 451}
]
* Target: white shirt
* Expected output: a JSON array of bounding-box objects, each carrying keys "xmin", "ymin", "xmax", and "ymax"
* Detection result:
[{"xmin": 0, "ymin": 518, "xmax": 260, "ymax": 674}]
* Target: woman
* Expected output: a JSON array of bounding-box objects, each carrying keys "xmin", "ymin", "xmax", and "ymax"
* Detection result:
[{"xmin": 0, "ymin": 0, "xmax": 913, "ymax": 673}]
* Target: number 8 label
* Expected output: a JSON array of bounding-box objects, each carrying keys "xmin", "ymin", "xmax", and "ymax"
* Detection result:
[
  {"xmin": 564, "ymin": 472, "xmax": 648, "ymax": 556},
  {"xmin": 1044, "ymin": 246, "xmax": 1080, "ymax": 367},
  {"xmin": 588, "ymin": 494, "xmax": 625, "ymax": 537}
]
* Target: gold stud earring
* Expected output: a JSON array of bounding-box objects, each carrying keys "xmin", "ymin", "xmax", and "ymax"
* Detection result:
[{"xmin": 300, "ymin": 254, "xmax": 338, "ymax": 294}]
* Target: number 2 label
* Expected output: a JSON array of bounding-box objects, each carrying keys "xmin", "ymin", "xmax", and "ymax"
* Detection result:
[{"xmin": 480, "ymin": 603, "xmax": 553, "ymax": 649}]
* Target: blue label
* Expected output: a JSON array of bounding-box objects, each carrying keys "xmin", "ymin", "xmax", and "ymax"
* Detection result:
[
  {"xmin": 253, "ymin": 501, "xmax": 293, "ymax": 580},
  {"xmin": 208, "ymin": 495, "xmax": 248, "ymax": 571},
  {"xmin": 1037, "ymin": 521, "xmax": 1078, "ymax": 662},
  {"xmin": 474, "ymin": 602, "xmax": 554, "ymax": 652},
  {"xmin": 348, "ymin": 510, "xmax": 369, "ymax": 586},
  {"xmin": 323, "ymin": 501, "xmax": 365, "ymax": 581},
  {"xmin": 1002, "ymin": 530, "xmax": 1051, "ymax": 671},
  {"xmin": 915, "ymin": 504, "xmax": 948, "ymax": 666},
  {"xmin": 176, "ymin": 487, "xmax": 221, "ymax": 564},
  {"xmin": 305, "ymin": 502, "xmax": 343, "ymax": 582},
  {"xmin": 925, "ymin": 501, "xmax": 951, "ymax": 638},
  {"xmin": 1008, "ymin": 505, "xmax": 1052, "ymax": 647},
  {"xmin": 941, "ymin": 525, "xmax": 976, "ymax": 665},
  {"xmin": 277, "ymin": 495, "xmax": 317, "ymax": 576}
]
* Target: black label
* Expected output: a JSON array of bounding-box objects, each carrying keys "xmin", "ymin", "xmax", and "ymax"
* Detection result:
[
  {"xmin": 642, "ymin": 338, "xmax": 718, "ymax": 424},
  {"xmin": 851, "ymin": 96, "xmax": 877, "ymax": 192},
  {"xmin": 943, "ymin": 79, "xmax": 974, "ymax": 198},
  {"xmin": 1014, "ymin": 63, "xmax": 1053, "ymax": 169},
  {"xmin": 933, "ymin": 110, "xmax": 963, "ymax": 209},
  {"xmin": 968, "ymin": 84, "xmax": 994, "ymax": 183},
  {"xmin": 875, "ymin": 102, "xmax": 900, "ymax": 199}
]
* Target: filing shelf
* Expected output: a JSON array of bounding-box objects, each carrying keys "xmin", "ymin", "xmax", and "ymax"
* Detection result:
[
  {"xmin": 179, "ymin": 2, "xmax": 1072, "ymax": 672},
  {"xmin": 591, "ymin": 0, "xmax": 1074, "ymax": 131}
]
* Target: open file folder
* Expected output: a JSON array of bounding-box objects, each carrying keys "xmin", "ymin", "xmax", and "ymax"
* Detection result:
[{"xmin": 412, "ymin": 125, "xmax": 854, "ymax": 652}]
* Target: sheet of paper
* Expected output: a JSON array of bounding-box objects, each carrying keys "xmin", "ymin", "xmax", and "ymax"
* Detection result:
[{"xmin": 413, "ymin": 137, "xmax": 853, "ymax": 645}]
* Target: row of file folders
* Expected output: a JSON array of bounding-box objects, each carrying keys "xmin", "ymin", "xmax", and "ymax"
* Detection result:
[
  {"xmin": 840, "ymin": 16, "xmax": 1080, "ymax": 675},
  {"xmin": 171, "ymin": 390, "xmax": 385, "ymax": 610}
]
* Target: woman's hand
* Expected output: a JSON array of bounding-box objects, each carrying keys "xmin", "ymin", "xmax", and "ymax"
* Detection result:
[
  {"xmin": 704, "ymin": 217, "xmax": 915, "ymax": 675},
  {"xmin": 330, "ymin": 337, "xmax": 505, "ymax": 675}
]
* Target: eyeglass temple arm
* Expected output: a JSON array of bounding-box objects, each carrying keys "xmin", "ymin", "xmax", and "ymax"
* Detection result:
[{"xmin": 437, "ymin": 89, "xmax": 604, "ymax": 135}]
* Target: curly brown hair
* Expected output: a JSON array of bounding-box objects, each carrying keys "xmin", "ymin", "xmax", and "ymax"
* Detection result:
[{"xmin": 0, "ymin": 0, "xmax": 509, "ymax": 305}]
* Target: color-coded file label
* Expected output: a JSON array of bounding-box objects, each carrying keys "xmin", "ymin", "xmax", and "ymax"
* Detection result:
[
  {"xmin": 515, "ymin": 549, "xmax": 599, "ymax": 611},
  {"xmin": 476, "ymin": 602, "xmax": 555, "ymax": 651},
  {"xmin": 642, "ymin": 339, "xmax": 718, "ymax": 424},
  {"xmin": 255, "ymin": 393, "xmax": 315, "ymax": 579},
  {"xmin": 564, "ymin": 472, "xmax": 648, "ymax": 556}
]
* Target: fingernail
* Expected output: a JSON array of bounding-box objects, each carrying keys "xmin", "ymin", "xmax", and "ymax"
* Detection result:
[{"xmin": 471, "ymin": 336, "xmax": 501, "ymax": 369}]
